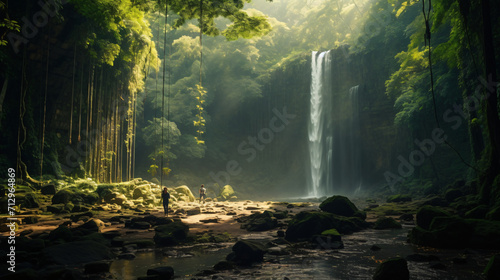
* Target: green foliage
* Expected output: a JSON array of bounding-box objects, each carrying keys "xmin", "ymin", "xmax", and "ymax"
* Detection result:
[{"xmin": 143, "ymin": 117, "xmax": 181, "ymax": 160}]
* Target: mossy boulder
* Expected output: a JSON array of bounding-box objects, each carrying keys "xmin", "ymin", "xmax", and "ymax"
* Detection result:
[
  {"xmin": 154, "ymin": 221, "xmax": 189, "ymax": 246},
  {"xmin": 52, "ymin": 187, "xmax": 98, "ymax": 205},
  {"xmin": 386, "ymin": 194, "xmax": 412, "ymax": 203},
  {"xmin": 319, "ymin": 195, "xmax": 366, "ymax": 219},
  {"xmin": 285, "ymin": 211, "xmax": 368, "ymax": 242},
  {"xmin": 415, "ymin": 205, "xmax": 452, "ymax": 230},
  {"xmin": 220, "ymin": 185, "xmax": 235, "ymax": 201},
  {"xmin": 226, "ymin": 240, "xmax": 267, "ymax": 265},
  {"xmin": 484, "ymin": 254, "xmax": 500, "ymax": 280},
  {"xmin": 174, "ymin": 186, "xmax": 195, "ymax": 202},
  {"xmin": 41, "ymin": 184, "xmax": 57, "ymax": 195},
  {"xmin": 74, "ymin": 179, "xmax": 98, "ymax": 192},
  {"xmin": 373, "ymin": 257, "xmax": 409, "ymax": 280},
  {"xmin": 239, "ymin": 211, "xmax": 278, "ymax": 231},
  {"xmin": 17, "ymin": 193, "xmax": 41, "ymax": 208},
  {"xmin": 408, "ymin": 216, "xmax": 500, "ymax": 249},
  {"xmin": 76, "ymin": 218, "xmax": 106, "ymax": 233},
  {"xmin": 373, "ymin": 217, "xmax": 402, "ymax": 229}
]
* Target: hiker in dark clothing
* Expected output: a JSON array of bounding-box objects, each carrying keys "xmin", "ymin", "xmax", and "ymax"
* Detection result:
[{"xmin": 161, "ymin": 187, "xmax": 170, "ymax": 216}]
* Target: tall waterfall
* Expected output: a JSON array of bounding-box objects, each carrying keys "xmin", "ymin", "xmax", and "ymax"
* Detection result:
[
  {"xmin": 308, "ymin": 50, "xmax": 362, "ymax": 197},
  {"xmin": 308, "ymin": 51, "xmax": 332, "ymax": 197}
]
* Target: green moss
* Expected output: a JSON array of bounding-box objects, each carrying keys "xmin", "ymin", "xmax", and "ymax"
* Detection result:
[
  {"xmin": 319, "ymin": 195, "xmax": 365, "ymax": 219},
  {"xmin": 374, "ymin": 217, "xmax": 402, "ymax": 229},
  {"xmin": 386, "ymin": 194, "xmax": 412, "ymax": 203},
  {"xmin": 416, "ymin": 205, "xmax": 452, "ymax": 230},
  {"xmin": 321, "ymin": 229, "xmax": 340, "ymax": 236}
]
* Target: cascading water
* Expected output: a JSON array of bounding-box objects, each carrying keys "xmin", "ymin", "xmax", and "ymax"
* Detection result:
[
  {"xmin": 308, "ymin": 51, "xmax": 332, "ymax": 197},
  {"xmin": 308, "ymin": 50, "xmax": 362, "ymax": 197}
]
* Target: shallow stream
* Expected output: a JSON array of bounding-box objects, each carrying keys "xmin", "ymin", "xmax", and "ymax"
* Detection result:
[{"xmin": 110, "ymin": 226, "xmax": 496, "ymax": 279}]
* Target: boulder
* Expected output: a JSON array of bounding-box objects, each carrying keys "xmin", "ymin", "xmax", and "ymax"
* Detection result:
[
  {"xmin": 220, "ymin": 185, "xmax": 235, "ymax": 200},
  {"xmin": 285, "ymin": 211, "xmax": 368, "ymax": 242},
  {"xmin": 17, "ymin": 193, "xmax": 40, "ymax": 208},
  {"xmin": 373, "ymin": 257, "xmax": 409, "ymax": 280},
  {"xmin": 133, "ymin": 185, "xmax": 152, "ymax": 199},
  {"xmin": 52, "ymin": 188, "xmax": 98, "ymax": 205},
  {"xmin": 409, "ymin": 216, "xmax": 500, "ymax": 249},
  {"xmin": 147, "ymin": 267, "xmax": 174, "ymax": 279},
  {"xmin": 154, "ymin": 221, "xmax": 189, "ymax": 246},
  {"xmin": 48, "ymin": 225, "xmax": 73, "ymax": 242},
  {"xmin": 484, "ymin": 254, "xmax": 500, "ymax": 280},
  {"xmin": 186, "ymin": 207, "xmax": 201, "ymax": 215},
  {"xmin": 373, "ymin": 217, "xmax": 402, "ymax": 229},
  {"xmin": 174, "ymin": 186, "xmax": 195, "ymax": 202},
  {"xmin": 415, "ymin": 206, "xmax": 451, "ymax": 230},
  {"xmin": 104, "ymin": 192, "xmax": 127, "ymax": 205},
  {"xmin": 41, "ymin": 184, "xmax": 57, "ymax": 195},
  {"xmin": 239, "ymin": 211, "xmax": 278, "ymax": 231},
  {"xmin": 319, "ymin": 195, "xmax": 365, "ymax": 219},
  {"xmin": 42, "ymin": 240, "xmax": 113, "ymax": 265},
  {"xmin": 77, "ymin": 218, "xmax": 105, "ymax": 233},
  {"xmin": 213, "ymin": 261, "xmax": 234, "ymax": 271},
  {"xmin": 227, "ymin": 240, "xmax": 267, "ymax": 265},
  {"xmin": 47, "ymin": 204, "xmax": 66, "ymax": 214}
]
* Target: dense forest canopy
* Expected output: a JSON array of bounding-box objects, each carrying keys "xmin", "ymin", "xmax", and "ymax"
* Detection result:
[{"xmin": 0, "ymin": 0, "xmax": 499, "ymax": 201}]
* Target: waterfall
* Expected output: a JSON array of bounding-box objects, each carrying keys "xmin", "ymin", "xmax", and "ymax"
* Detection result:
[
  {"xmin": 308, "ymin": 51, "xmax": 331, "ymax": 197},
  {"xmin": 308, "ymin": 50, "xmax": 362, "ymax": 197}
]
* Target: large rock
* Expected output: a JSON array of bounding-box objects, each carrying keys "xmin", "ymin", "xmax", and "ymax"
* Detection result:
[
  {"xmin": 52, "ymin": 188, "xmax": 98, "ymax": 205},
  {"xmin": 373, "ymin": 217, "xmax": 402, "ymax": 229},
  {"xmin": 42, "ymin": 240, "xmax": 113, "ymax": 265},
  {"xmin": 319, "ymin": 195, "xmax": 365, "ymax": 219},
  {"xmin": 48, "ymin": 225, "xmax": 73, "ymax": 242},
  {"xmin": 415, "ymin": 205, "xmax": 451, "ymax": 230},
  {"xmin": 104, "ymin": 192, "xmax": 127, "ymax": 205},
  {"xmin": 239, "ymin": 211, "xmax": 278, "ymax": 231},
  {"xmin": 77, "ymin": 218, "xmax": 106, "ymax": 233},
  {"xmin": 285, "ymin": 211, "xmax": 368, "ymax": 242},
  {"xmin": 373, "ymin": 257, "xmax": 409, "ymax": 280},
  {"xmin": 147, "ymin": 267, "xmax": 174, "ymax": 279},
  {"xmin": 186, "ymin": 207, "xmax": 201, "ymax": 215},
  {"xmin": 226, "ymin": 240, "xmax": 267, "ymax": 265},
  {"xmin": 220, "ymin": 185, "xmax": 235, "ymax": 200},
  {"xmin": 408, "ymin": 216, "xmax": 500, "ymax": 249},
  {"xmin": 41, "ymin": 184, "xmax": 57, "ymax": 195},
  {"xmin": 174, "ymin": 186, "xmax": 196, "ymax": 202},
  {"xmin": 154, "ymin": 221, "xmax": 189, "ymax": 246},
  {"xmin": 132, "ymin": 185, "xmax": 152, "ymax": 199}
]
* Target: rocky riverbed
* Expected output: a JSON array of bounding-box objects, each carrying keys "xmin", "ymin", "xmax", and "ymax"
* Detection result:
[{"xmin": 1, "ymin": 179, "xmax": 500, "ymax": 279}]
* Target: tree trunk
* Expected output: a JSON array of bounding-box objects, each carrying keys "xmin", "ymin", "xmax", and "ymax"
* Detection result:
[{"xmin": 479, "ymin": 0, "xmax": 500, "ymax": 203}]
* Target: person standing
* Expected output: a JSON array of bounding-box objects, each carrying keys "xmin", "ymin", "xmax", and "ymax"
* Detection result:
[
  {"xmin": 199, "ymin": 184, "xmax": 206, "ymax": 203},
  {"xmin": 161, "ymin": 187, "xmax": 170, "ymax": 216}
]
